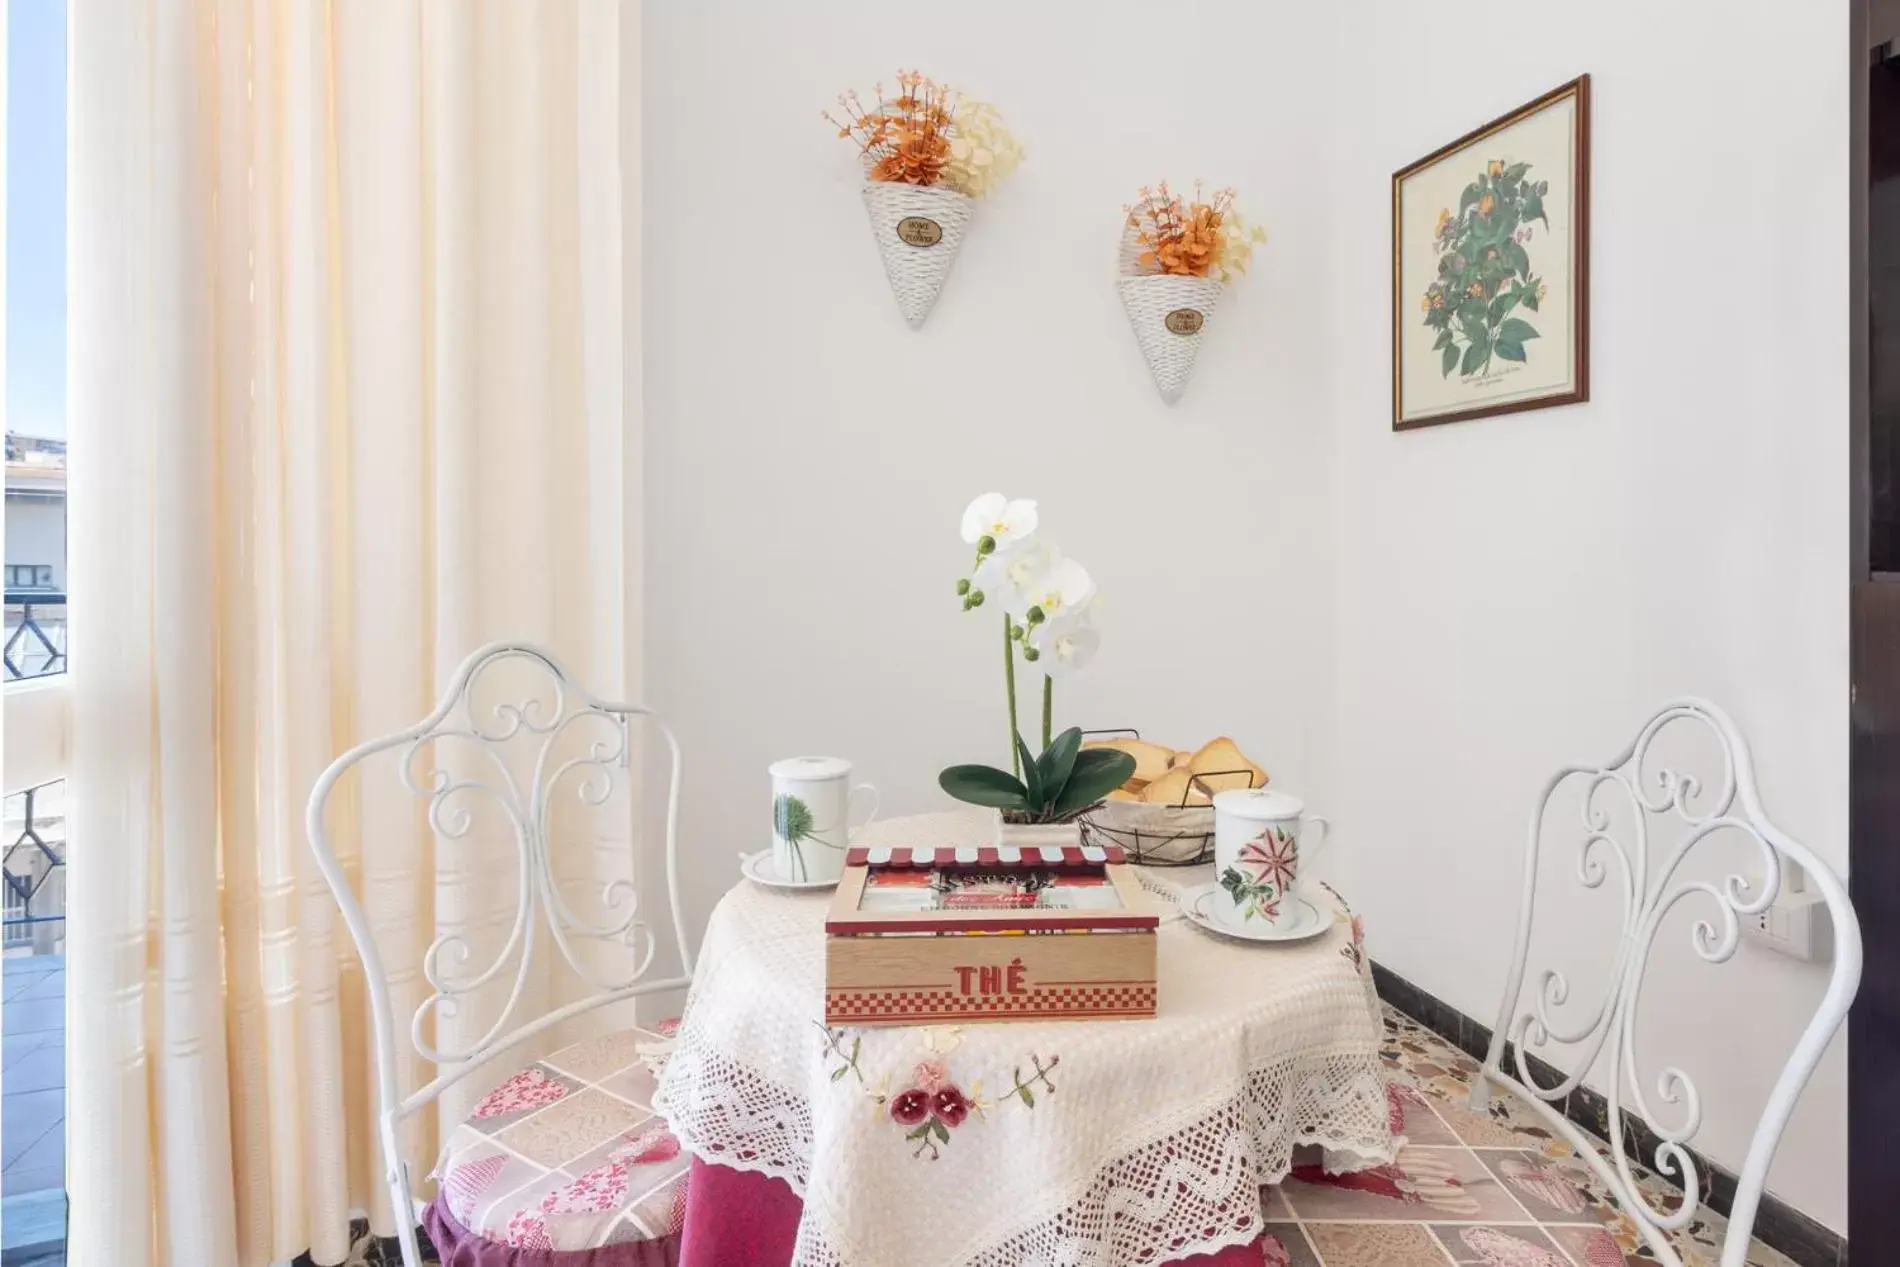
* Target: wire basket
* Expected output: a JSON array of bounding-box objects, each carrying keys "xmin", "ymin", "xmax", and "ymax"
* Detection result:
[{"xmin": 1076, "ymin": 728, "xmax": 1263, "ymax": 867}]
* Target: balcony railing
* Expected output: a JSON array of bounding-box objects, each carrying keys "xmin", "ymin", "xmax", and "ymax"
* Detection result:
[
  {"xmin": 3, "ymin": 591, "xmax": 66, "ymax": 682},
  {"xmin": 3, "ymin": 781, "xmax": 65, "ymax": 956}
]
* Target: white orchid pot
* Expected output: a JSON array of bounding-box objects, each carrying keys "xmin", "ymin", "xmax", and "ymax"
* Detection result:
[
  {"xmin": 1117, "ymin": 272, "xmax": 1225, "ymax": 404},
  {"xmin": 991, "ymin": 811, "xmax": 1083, "ymax": 852},
  {"xmin": 861, "ymin": 181, "xmax": 973, "ymax": 329}
]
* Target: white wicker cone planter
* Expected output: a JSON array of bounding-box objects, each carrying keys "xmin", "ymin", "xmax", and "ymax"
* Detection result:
[
  {"xmin": 861, "ymin": 181, "xmax": 973, "ymax": 329},
  {"xmin": 1118, "ymin": 273, "xmax": 1225, "ymax": 403}
]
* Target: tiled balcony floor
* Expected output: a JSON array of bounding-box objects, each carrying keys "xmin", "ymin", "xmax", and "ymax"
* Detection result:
[{"xmin": 3, "ymin": 955, "xmax": 65, "ymax": 1197}]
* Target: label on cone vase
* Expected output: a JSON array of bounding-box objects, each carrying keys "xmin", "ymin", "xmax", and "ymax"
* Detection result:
[
  {"xmin": 1164, "ymin": 308, "xmax": 1205, "ymax": 335},
  {"xmin": 895, "ymin": 217, "xmax": 944, "ymax": 247}
]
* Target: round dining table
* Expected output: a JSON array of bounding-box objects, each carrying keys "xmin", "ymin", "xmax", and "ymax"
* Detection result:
[{"xmin": 656, "ymin": 809, "xmax": 1396, "ymax": 1267}]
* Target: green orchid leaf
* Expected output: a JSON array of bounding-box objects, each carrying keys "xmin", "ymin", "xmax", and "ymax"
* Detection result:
[
  {"xmin": 1499, "ymin": 317, "xmax": 1540, "ymax": 344},
  {"xmin": 1016, "ymin": 732, "xmax": 1045, "ymax": 809},
  {"xmin": 938, "ymin": 765, "xmax": 1031, "ymax": 811},
  {"xmin": 1441, "ymin": 343, "xmax": 1460, "ymax": 378},
  {"xmin": 1051, "ymin": 748, "xmax": 1136, "ymax": 816},
  {"xmin": 831, "ymin": 1065, "xmax": 849, "ymax": 1081},
  {"xmin": 1036, "ymin": 727, "xmax": 1083, "ymax": 809},
  {"xmin": 1495, "ymin": 338, "xmax": 1527, "ymax": 362},
  {"xmin": 1432, "ymin": 328, "xmax": 1454, "ymax": 351}
]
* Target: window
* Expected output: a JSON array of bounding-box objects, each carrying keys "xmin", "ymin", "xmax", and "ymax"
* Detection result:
[{"xmin": 3, "ymin": 0, "xmax": 71, "ymax": 1246}]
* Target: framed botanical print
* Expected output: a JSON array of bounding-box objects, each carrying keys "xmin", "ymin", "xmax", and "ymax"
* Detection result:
[{"xmin": 1392, "ymin": 75, "xmax": 1590, "ymax": 430}]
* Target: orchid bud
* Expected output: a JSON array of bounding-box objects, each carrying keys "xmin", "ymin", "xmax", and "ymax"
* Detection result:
[
  {"xmin": 1022, "ymin": 646, "xmax": 1041, "ymax": 662},
  {"xmin": 955, "ymin": 578, "xmax": 970, "ymax": 596},
  {"xmin": 976, "ymin": 535, "xmax": 996, "ymax": 556},
  {"xmin": 1025, "ymin": 606, "xmax": 1045, "ymax": 626},
  {"xmin": 968, "ymin": 589, "xmax": 986, "ymax": 608}
]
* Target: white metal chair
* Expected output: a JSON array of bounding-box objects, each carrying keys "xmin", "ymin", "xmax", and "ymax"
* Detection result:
[
  {"xmin": 306, "ymin": 641, "xmax": 691, "ymax": 1267},
  {"xmin": 1470, "ymin": 698, "xmax": 1860, "ymax": 1267}
]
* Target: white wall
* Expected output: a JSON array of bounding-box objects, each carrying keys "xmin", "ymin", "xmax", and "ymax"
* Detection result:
[
  {"xmin": 643, "ymin": 0, "xmax": 1344, "ymax": 934},
  {"xmin": 1328, "ymin": 0, "xmax": 1851, "ymax": 1232},
  {"xmin": 644, "ymin": 0, "xmax": 1853, "ymax": 1234}
]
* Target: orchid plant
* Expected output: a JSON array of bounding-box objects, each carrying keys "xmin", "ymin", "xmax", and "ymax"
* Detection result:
[{"xmin": 939, "ymin": 494, "xmax": 1134, "ymax": 822}]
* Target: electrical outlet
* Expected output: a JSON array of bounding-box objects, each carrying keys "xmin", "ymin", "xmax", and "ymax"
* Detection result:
[{"xmin": 1740, "ymin": 890, "xmax": 1834, "ymax": 963}]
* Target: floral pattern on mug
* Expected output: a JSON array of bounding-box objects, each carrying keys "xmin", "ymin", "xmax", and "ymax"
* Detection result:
[{"xmin": 1219, "ymin": 824, "xmax": 1298, "ymax": 921}]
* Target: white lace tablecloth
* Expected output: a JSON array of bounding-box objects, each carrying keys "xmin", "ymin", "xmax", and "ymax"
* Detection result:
[{"xmin": 656, "ymin": 810, "xmax": 1396, "ymax": 1267}]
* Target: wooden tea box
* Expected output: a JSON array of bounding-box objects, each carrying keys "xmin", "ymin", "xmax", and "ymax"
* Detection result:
[{"xmin": 823, "ymin": 842, "xmax": 1158, "ymax": 1026}]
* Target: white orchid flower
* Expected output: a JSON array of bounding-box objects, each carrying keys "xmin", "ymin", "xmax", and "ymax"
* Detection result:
[
  {"xmin": 1021, "ymin": 555, "xmax": 1095, "ymax": 624},
  {"xmin": 973, "ymin": 537, "xmax": 1059, "ymax": 617},
  {"xmin": 1030, "ymin": 608, "xmax": 1101, "ymax": 676},
  {"xmin": 960, "ymin": 492, "xmax": 1038, "ymax": 549}
]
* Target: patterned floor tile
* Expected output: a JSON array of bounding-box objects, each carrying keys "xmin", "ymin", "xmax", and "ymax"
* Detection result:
[
  {"xmin": 1258, "ymin": 1223, "xmax": 1322, "ymax": 1267},
  {"xmin": 1303, "ymin": 1220, "xmax": 1453, "ymax": 1265},
  {"xmin": 1280, "ymin": 1145, "xmax": 1531, "ymax": 1223},
  {"xmin": 1432, "ymin": 1223, "xmax": 1571, "ymax": 1265}
]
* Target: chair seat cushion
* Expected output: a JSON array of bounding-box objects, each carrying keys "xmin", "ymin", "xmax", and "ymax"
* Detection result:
[{"xmin": 425, "ymin": 1021, "xmax": 687, "ymax": 1261}]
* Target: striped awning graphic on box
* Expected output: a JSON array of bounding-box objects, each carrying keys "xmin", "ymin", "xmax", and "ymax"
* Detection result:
[{"xmin": 844, "ymin": 843, "xmax": 1126, "ymax": 869}]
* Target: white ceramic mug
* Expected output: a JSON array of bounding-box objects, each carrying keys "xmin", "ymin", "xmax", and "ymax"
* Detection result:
[
  {"xmin": 1210, "ymin": 788, "xmax": 1330, "ymax": 930},
  {"xmin": 769, "ymin": 756, "xmax": 879, "ymax": 884}
]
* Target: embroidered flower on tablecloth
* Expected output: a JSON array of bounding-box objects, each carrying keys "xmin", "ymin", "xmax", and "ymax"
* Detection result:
[
  {"xmin": 931, "ymin": 1085, "xmax": 971, "ymax": 1127},
  {"xmin": 822, "ymin": 1024, "xmax": 1060, "ymax": 1160},
  {"xmin": 1259, "ymin": 1233, "xmax": 1293, "ymax": 1267},
  {"xmin": 471, "ymin": 1067, "xmax": 569, "ymax": 1120},
  {"xmin": 1341, "ymin": 913, "xmax": 1367, "ymax": 973},
  {"xmin": 914, "ymin": 1058, "xmax": 951, "ymax": 1093},
  {"xmin": 889, "ymin": 1087, "xmax": 932, "ymax": 1127}
]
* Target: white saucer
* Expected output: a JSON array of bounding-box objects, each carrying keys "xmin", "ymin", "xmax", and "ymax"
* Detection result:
[
  {"xmin": 740, "ymin": 850, "xmax": 841, "ymax": 892},
  {"xmin": 1179, "ymin": 884, "xmax": 1329, "ymax": 943}
]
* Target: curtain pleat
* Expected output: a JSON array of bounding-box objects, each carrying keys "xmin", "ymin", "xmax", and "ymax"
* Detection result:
[{"xmin": 67, "ymin": 3, "xmax": 633, "ymax": 1263}]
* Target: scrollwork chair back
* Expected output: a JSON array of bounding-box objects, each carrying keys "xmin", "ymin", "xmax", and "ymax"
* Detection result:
[
  {"xmin": 1470, "ymin": 698, "xmax": 1859, "ymax": 1267},
  {"xmin": 304, "ymin": 641, "xmax": 691, "ymax": 1267}
]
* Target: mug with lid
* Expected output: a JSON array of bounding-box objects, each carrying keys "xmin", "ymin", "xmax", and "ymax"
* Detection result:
[
  {"xmin": 1210, "ymin": 788, "xmax": 1330, "ymax": 930},
  {"xmin": 769, "ymin": 756, "xmax": 879, "ymax": 885}
]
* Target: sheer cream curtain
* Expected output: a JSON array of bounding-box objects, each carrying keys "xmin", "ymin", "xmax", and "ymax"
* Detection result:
[{"xmin": 66, "ymin": 3, "xmax": 634, "ymax": 1264}]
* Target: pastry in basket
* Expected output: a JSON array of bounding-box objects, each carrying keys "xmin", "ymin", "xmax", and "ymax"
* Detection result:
[
  {"xmin": 1185, "ymin": 736, "xmax": 1269, "ymax": 795},
  {"xmin": 1140, "ymin": 767, "xmax": 1212, "ymax": 806},
  {"xmin": 1081, "ymin": 737, "xmax": 1174, "ymax": 787}
]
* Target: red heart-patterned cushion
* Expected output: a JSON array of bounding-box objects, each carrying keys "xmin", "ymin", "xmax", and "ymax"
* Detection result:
[
  {"xmin": 443, "ymin": 1155, "xmax": 509, "ymax": 1222},
  {"xmin": 541, "ymin": 1159, "xmax": 631, "ymax": 1217}
]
